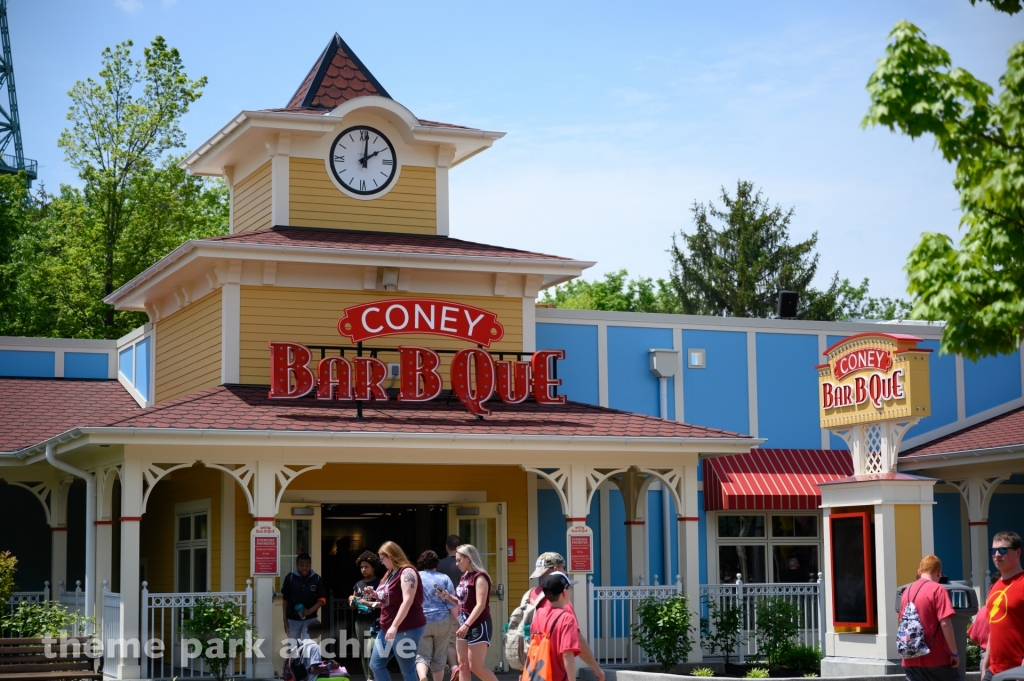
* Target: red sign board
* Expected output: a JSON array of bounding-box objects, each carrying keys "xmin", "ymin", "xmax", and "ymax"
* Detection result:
[
  {"xmin": 268, "ymin": 342, "xmax": 566, "ymax": 416},
  {"xmin": 832, "ymin": 347, "xmax": 893, "ymax": 380},
  {"xmin": 338, "ymin": 299, "xmax": 505, "ymax": 347},
  {"xmin": 567, "ymin": 525, "xmax": 594, "ymax": 574},
  {"xmin": 251, "ymin": 525, "xmax": 280, "ymax": 576}
]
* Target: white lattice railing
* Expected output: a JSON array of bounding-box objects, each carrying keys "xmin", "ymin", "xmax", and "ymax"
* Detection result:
[
  {"xmin": 588, "ymin": 575, "xmax": 683, "ymax": 666},
  {"xmin": 7, "ymin": 581, "xmax": 50, "ymax": 608},
  {"xmin": 699, "ymin": 574, "xmax": 825, "ymax": 663},
  {"xmin": 588, "ymin": 574, "xmax": 825, "ymax": 667},
  {"xmin": 140, "ymin": 581, "xmax": 253, "ymax": 680},
  {"xmin": 58, "ymin": 580, "xmax": 88, "ymax": 636}
]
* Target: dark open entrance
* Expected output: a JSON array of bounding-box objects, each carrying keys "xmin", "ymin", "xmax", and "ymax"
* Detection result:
[{"xmin": 320, "ymin": 503, "xmax": 449, "ymax": 674}]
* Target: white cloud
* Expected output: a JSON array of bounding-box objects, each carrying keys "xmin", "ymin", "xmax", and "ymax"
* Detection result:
[{"xmin": 113, "ymin": 0, "xmax": 143, "ymax": 14}]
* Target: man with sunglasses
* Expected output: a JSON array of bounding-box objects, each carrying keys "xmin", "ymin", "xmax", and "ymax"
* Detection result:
[{"xmin": 982, "ymin": 531, "xmax": 1024, "ymax": 681}]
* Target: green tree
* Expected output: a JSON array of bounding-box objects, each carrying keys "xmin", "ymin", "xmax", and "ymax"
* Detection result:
[
  {"xmin": 540, "ymin": 269, "xmax": 681, "ymax": 313},
  {"xmin": 0, "ymin": 38, "xmax": 228, "ymax": 339},
  {"xmin": 669, "ymin": 180, "xmax": 848, "ymax": 320},
  {"xmin": 863, "ymin": 20, "xmax": 1024, "ymax": 359}
]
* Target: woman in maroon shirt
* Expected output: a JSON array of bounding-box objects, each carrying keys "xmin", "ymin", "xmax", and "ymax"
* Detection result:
[
  {"xmin": 363, "ymin": 541, "xmax": 426, "ymax": 681},
  {"xmin": 440, "ymin": 544, "xmax": 499, "ymax": 681}
]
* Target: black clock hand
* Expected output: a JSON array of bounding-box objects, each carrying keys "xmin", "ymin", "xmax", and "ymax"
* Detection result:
[
  {"xmin": 364, "ymin": 149, "xmax": 384, "ymax": 163},
  {"xmin": 361, "ymin": 136, "xmax": 369, "ymax": 168}
]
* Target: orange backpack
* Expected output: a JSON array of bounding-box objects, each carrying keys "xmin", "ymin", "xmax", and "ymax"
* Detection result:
[{"xmin": 520, "ymin": 612, "xmax": 566, "ymax": 681}]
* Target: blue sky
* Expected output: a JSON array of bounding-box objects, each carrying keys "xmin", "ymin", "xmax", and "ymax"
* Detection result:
[{"xmin": 8, "ymin": 1, "xmax": 1021, "ymax": 299}]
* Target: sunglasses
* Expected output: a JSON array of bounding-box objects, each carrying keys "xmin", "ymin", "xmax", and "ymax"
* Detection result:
[{"xmin": 991, "ymin": 547, "xmax": 1016, "ymax": 556}]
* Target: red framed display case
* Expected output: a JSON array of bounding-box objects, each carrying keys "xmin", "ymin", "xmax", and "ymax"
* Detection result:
[{"xmin": 829, "ymin": 510, "xmax": 876, "ymax": 630}]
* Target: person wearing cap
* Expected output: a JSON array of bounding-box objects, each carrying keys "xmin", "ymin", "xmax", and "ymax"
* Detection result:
[
  {"xmin": 530, "ymin": 572, "xmax": 582, "ymax": 681},
  {"xmin": 524, "ymin": 553, "xmax": 604, "ymax": 681}
]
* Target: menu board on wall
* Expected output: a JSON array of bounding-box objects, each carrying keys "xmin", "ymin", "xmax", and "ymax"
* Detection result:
[{"xmin": 830, "ymin": 512, "xmax": 876, "ymax": 628}]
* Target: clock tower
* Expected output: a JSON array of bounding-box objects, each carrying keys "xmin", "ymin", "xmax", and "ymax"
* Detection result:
[{"xmin": 181, "ymin": 33, "xmax": 505, "ymax": 237}]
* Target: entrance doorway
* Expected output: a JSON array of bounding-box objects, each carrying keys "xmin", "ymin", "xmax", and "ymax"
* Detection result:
[{"xmin": 320, "ymin": 503, "xmax": 449, "ymax": 672}]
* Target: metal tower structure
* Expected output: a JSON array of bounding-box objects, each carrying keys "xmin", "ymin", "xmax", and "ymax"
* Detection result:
[{"xmin": 0, "ymin": 0, "xmax": 35, "ymax": 184}]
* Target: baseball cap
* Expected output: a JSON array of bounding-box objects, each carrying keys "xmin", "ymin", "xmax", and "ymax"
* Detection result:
[
  {"xmin": 530, "ymin": 552, "xmax": 565, "ymax": 579},
  {"xmin": 541, "ymin": 571, "xmax": 578, "ymax": 599}
]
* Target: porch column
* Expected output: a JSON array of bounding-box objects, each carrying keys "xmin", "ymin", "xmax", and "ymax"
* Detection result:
[
  {"xmin": 564, "ymin": 464, "xmax": 590, "ymax": 623},
  {"xmin": 615, "ymin": 470, "xmax": 646, "ymax": 585},
  {"xmin": 95, "ymin": 479, "xmax": 113, "ymax": 620},
  {"xmin": 677, "ymin": 464, "xmax": 702, "ymax": 663},
  {"xmin": 118, "ymin": 459, "xmax": 143, "ymax": 680},
  {"xmin": 253, "ymin": 461, "xmax": 279, "ymax": 679},
  {"xmin": 953, "ymin": 476, "xmax": 1008, "ymax": 602},
  {"xmin": 50, "ymin": 479, "xmax": 70, "ymax": 595}
]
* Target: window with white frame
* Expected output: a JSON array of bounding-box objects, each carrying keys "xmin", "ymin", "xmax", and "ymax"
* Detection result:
[
  {"xmin": 712, "ymin": 512, "xmax": 820, "ymax": 584},
  {"xmin": 175, "ymin": 501, "xmax": 210, "ymax": 593},
  {"xmin": 275, "ymin": 517, "xmax": 311, "ymax": 592}
]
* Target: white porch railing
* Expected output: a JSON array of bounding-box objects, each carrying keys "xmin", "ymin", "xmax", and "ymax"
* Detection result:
[
  {"xmin": 699, "ymin": 574, "xmax": 825, "ymax": 663},
  {"xmin": 101, "ymin": 581, "xmax": 121, "ymax": 678},
  {"xmin": 588, "ymin": 574, "xmax": 683, "ymax": 666},
  {"xmin": 588, "ymin": 574, "xmax": 825, "ymax": 667},
  {"xmin": 140, "ymin": 581, "xmax": 254, "ymax": 680},
  {"xmin": 7, "ymin": 581, "xmax": 50, "ymax": 608},
  {"xmin": 58, "ymin": 580, "xmax": 88, "ymax": 636}
]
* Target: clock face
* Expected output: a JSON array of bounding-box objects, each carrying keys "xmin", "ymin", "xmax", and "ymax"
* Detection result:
[{"xmin": 329, "ymin": 126, "xmax": 397, "ymax": 196}]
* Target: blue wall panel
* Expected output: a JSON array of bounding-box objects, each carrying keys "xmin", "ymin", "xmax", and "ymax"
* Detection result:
[
  {"xmin": 646, "ymin": 489, "xmax": 681, "ymax": 585},
  {"xmin": 536, "ymin": 323, "xmax": 599, "ymax": 405},
  {"xmin": 682, "ymin": 330, "xmax": 748, "ymax": 434},
  {"xmin": 609, "ymin": 489, "xmax": 627, "ymax": 586},
  {"xmin": 119, "ymin": 346, "xmax": 134, "ymax": 382},
  {"xmin": 965, "ymin": 351, "xmax": 1022, "ymax": 417},
  {"xmin": 756, "ymin": 333, "xmax": 821, "ymax": 449},
  {"xmin": 537, "ymin": 489, "xmax": 566, "ymax": 560},
  {"xmin": 589, "ymin": 493, "xmax": 602, "ymax": 589},
  {"xmin": 607, "ymin": 326, "xmax": 674, "ymax": 417},
  {"xmin": 906, "ymin": 340, "xmax": 958, "ymax": 440},
  {"xmin": 135, "ymin": 338, "xmax": 151, "ymax": 398},
  {"xmin": 932, "ymin": 493, "xmax": 963, "ymax": 581},
  {"xmin": 0, "ymin": 350, "xmax": 55, "ymax": 378},
  {"xmin": 988, "ymin": 492, "xmax": 1024, "ymax": 559},
  {"xmin": 698, "ymin": 491, "xmax": 707, "ymax": 585},
  {"xmin": 65, "ymin": 352, "xmax": 108, "ymax": 379}
]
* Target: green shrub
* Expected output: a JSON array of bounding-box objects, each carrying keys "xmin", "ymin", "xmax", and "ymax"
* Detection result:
[
  {"xmin": 0, "ymin": 551, "xmax": 16, "ymax": 613},
  {"xmin": 692, "ymin": 667, "xmax": 716, "ymax": 677},
  {"xmin": 630, "ymin": 593, "xmax": 696, "ymax": 672},
  {"xmin": 966, "ymin": 616, "xmax": 982, "ymax": 671},
  {"xmin": 180, "ymin": 597, "xmax": 255, "ymax": 681},
  {"xmin": 1, "ymin": 601, "xmax": 92, "ymax": 637},
  {"xmin": 753, "ymin": 597, "xmax": 800, "ymax": 669},
  {"xmin": 745, "ymin": 668, "xmax": 770, "ymax": 678},
  {"xmin": 701, "ymin": 596, "xmax": 745, "ymax": 665},
  {"xmin": 779, "ymin": 645, "xmax": 823, "ymax": 675}
]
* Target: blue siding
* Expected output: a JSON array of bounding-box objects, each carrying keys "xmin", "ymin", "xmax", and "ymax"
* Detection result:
[
  {"xmin": 698, "ymin": 491, "xmax": 708, "ymax": 585},
  {"xmin": 537, "ymin": 488, "xmax": 566, "ymax": 560},
  {"xmin": 135, "ymin": 338, "xmax": 151, "ymax": 398},
  {"xmin": 988, "ymin": 492, "xmax": 1024, "ymax": 555},
  {"xmin": 756, "ymin": 333, "xmax": 821, "ymax": 448},
  {"xmin": 965, "ymin": 351, "xmax": 1022, "ymax": 417},
  {"xmin": 682, "ymin": 330, "xmax": 748, "ymax": 434},
  {"xmin": 536, "ymin": 323, "xmax": 599, "ymax": 405},
  {"xmin": 646, "ymin": 489, "xmax": 679, "ymax": 585},
  {"xmin": 907, "ymin": 340, "xmax": 958, "ymax": 439},
  {"xmin": 0, "ymin": 350, "xmax": 55, "ymax": 378},
  {"xmin": 607, "ymin": 326, "xmax": 675, "ymax": 417},
  {"xmin": 933, "ymin": 493, "xmax": 963, "ymax": 581},
  {"xmin": 589, "ymin": 493, "xmax": 602, "ymax": 588},
  {"xmin": 609, "ymin": 489, "xmax": 627, "ymax": 586},
  {"xmin": 119, "ymin": 346, "xmax": 134, "ymax": 382},
  {"xmin": 65, "ymin": 352, "xmax": 108, "ymax": 379}
]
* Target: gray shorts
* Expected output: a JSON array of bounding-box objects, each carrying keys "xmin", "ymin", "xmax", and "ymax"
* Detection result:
[{"xmin": 416, "ymin": 617, "xmax": 453, "ymax": 672}]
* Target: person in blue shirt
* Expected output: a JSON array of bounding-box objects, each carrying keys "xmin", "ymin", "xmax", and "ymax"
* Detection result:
[{"xmin": 415, "ymin": 550, "xmax": 458, "ymax": 681}]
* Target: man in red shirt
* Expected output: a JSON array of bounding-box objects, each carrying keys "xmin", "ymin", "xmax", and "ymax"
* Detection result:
[
  {"xmin": 898, "ymin": 555, "xmax": 959, "ymax": 681},
  {"xmin": 530, "ymin": 573, "xmax": 581, "ymax": 681},
  {"xmin": 982, "ymin": 531, "xmax": 1024, "ymax": 681}
]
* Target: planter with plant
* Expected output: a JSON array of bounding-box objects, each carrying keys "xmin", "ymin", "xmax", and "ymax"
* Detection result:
[
  {"xmin": 701, "ymin": 596, "xmax": 745, "ymax": 667},
  {"xmin": 179, "ymin": 596, "xmax": 255, "ymax": 681},
  {"xmin": 752, "ymin": 597, "xmax": 800, "ymax": 674},
  {"xmin": 1, "ymin": 601, "xmax": 93, "ymax": 637},
  {"xmin": 630, "ymin": 593, "xmax": 696, "ymax": 672}
]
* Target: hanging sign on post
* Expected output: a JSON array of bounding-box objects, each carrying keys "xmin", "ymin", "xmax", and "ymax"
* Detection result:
[
  {"xmin": 251, "ymin": 524, "xmax": 280, "ymax": 576},
  {"xmin": 567, "ymin": 524, "xmax": 594, "ymax": 574}
]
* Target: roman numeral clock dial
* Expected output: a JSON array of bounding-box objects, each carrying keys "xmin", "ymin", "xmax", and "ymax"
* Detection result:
[{"xmin": 329, "ymin": 125, "xmax": 397, "ymax": 196}]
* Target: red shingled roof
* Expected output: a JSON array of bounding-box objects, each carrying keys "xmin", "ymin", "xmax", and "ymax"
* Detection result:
[
  {"xmin": 201, "ymin": 226, "xmax": 573, "ymax": 261},
  {"xmin": 0, "ymin": 379, "xmax": 140, "ymax": 452},
  {"xmin": 103, "ymin": 385, "xmax": 751, "ymax": 439},
  {"xmin": 902, "ymin": 405, "xmax": 1024, "ymax": 458},
  {"xmin": 286, "ymin": 34, "xmax": 389, "ymax": 110},
  {"xmin": 0, "ymin": 378, "xmax": 751, "ymax": 454}
]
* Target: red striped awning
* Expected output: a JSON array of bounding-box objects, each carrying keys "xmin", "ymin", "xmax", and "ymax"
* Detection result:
[{"xmin": 703, "ymin": 449, "xmax": 853, "ymax": 511}]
